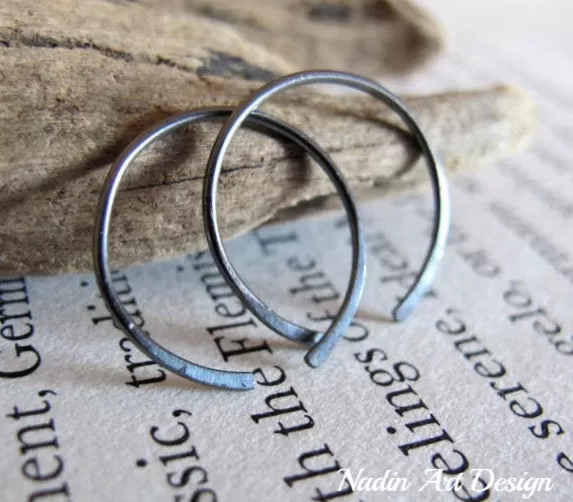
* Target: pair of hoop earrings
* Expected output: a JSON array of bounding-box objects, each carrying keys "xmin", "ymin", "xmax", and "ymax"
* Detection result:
[{"xmin": 93, "ymin": 70, "xmax": 450, "ymax": 390}]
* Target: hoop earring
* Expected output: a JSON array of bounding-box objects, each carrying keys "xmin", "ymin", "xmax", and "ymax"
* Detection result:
[
  {"xmin": 203, "ymin": 70, "xmax": 450, "ymax": 369},
  {"xmin": 93, "ymin": 106, "xmax": 366, "ymax": 390}
]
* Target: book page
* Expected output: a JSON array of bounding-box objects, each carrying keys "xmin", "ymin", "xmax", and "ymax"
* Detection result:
[{"xmin": 1, "ymin": 1, "xmax": 572, "ymax": 500}]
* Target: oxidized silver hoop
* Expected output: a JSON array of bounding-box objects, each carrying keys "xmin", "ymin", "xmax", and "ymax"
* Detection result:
[
  {"xmin": 203, "ymin": 70, "xmax": 450, "ymax": 369},
  {"xmin": 93, "ymin": 106, "xmax": 366, "ymax": 390}
]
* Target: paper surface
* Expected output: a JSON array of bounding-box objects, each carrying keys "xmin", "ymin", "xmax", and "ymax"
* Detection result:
[{"xmin": 1, "ymin": 1, "xmax": 572, "ymax": 501}]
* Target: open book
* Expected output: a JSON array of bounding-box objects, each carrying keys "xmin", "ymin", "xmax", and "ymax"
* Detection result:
[{"xmin": 1, "ymin": 1, "xmax": 572, "ymax": 500}]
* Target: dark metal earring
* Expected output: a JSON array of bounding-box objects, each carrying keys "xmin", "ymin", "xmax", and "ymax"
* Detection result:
[
  {"xmin": 202, "ymin": 70, "xmax": 450, "ymax": 369},
  {"xmin": 93, "ymin": 106, "xmax": 366, "ymax": 390}
]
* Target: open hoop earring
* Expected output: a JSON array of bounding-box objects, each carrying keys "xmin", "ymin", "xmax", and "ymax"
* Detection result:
[
  {"xmin": 203, "ymin": 70, "xmax": 450, "ymax": 369},
  {"xmin": 93, "ymin": 106, "xmax": 366, "ymax": 390}
]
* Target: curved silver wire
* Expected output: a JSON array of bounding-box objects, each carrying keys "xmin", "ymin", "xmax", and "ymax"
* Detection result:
[
  {"xmin": 203, "ymin": 70, "xmax": 450, "ymax": 368},
  {"xmin": 93, "ymin": 106, "xmax": 366, "ymax": 390}
]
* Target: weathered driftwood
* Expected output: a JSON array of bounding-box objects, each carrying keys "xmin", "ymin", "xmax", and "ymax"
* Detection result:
[
  {"xmin": 137, "ymin": 0, "xmax": 445, "ymax": 76},
  {"xmin": 0, "ymin": 0, "xmax": 535, "ymax": 275}
]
